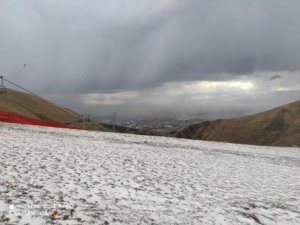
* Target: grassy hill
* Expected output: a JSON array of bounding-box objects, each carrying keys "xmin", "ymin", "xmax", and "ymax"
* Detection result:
[
  {"xmin": 0, "ymin": 88, "xmax": 107, "ymax": 131},
  {"xmin": 175, "ymin": 100, "xmax": 300, "ymax": 147}
]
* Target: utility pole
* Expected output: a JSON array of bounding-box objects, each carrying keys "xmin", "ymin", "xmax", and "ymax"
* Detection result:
[
  {"xmin": 85, "ymin": 114, "xmax": 91, "ymax": 130},
  {"xmin": 79, "ymin": 114, "xmax": 91, "ymax": 130},
  {"xmin": 80, "ymin": 115, "xmax": 85, "ymax": 130},
  {"xmin": 112, "ymin": 111, "xmax": 117, "ymax": 131}
]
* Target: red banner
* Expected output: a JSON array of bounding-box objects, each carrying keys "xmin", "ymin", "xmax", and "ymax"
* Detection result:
[{"xmin": 0, "ymin": 109, "xmax": 80, "ymax": 130}]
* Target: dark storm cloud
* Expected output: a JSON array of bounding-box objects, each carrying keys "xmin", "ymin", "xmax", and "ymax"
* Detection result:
[
  {"xmin": 42, "ymin": 72, "xmax": 300, "ymax": 118},
  {"xmin": 0, "ymin": 0, "xmax": 300, "ymax": 94}
]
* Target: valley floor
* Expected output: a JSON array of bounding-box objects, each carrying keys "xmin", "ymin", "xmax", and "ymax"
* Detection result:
[{"xmin": 0, "ymin": 122, "xmax": 299, "ymax": 225}]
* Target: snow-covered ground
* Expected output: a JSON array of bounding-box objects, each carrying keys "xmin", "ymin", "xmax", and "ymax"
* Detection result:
[{"xmin": 0, "ymin": 122, "xmax": 299, "ymax": 225}]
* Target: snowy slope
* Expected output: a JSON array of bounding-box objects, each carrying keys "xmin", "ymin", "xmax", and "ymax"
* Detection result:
[{"xmin": 0, "ymin": 122, "xmax": 299, "ymax": 225}]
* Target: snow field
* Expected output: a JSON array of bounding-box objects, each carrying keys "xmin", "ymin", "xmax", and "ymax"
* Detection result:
[{"xmin": 0, "ymin": 122, "xmax": 299, "ymax": 225}]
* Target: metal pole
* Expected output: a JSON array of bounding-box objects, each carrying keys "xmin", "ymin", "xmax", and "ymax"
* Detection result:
[
  {"xmin": 80, "ymin": 115, "xmax": 85, "ymax": 130},
  {"xmin": 0, "ymin": 76, "xmax": 3, "ymax": 87},
  {"xmin": 113, "ymin": 112, "xmax": 117, "ymax": 131},
  {"xmin": 83, "ymin": 117, "xmax": 85, "ymax": 130},
  {"xmin": 84, "ymin": 114, "xmax": 90, "ymax": 130},
  {"xmin": 80, "ymin": 114, "xmax": 91, "ymax": 130}
]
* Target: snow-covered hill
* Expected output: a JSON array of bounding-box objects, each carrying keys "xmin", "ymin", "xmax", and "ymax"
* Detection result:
[{"xmin": 0, "ymin": 122, "xmax": 299, "ymax": 225}]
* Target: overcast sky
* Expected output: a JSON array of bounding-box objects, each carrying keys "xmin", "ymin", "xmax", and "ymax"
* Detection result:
[{"xmin": 0, "ymin": 0, "xmax": 299, "ymax": 118}]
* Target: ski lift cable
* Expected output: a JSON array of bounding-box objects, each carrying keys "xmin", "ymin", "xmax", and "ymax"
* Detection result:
[
  {"xmin": 2, "ymin": 77, "xmax": 80, "ymax": 119},
  {"xmin": 3, "ymin": 78, "xmax": 36, "ymax": 95},
  {"xmin": 6, "ymin": 64, "xmax": 27, "ymax": 82},
  {"xmin": 3, "ymin": 78, "xmax": 35, "ymax": 95}
]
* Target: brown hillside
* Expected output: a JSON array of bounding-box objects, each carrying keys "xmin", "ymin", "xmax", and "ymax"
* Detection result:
[
  {"xmin": 175, "ymin": 100, "xmax": 300, "ymax": 147},
  {"xmin": 0, "ymin": 88, "xmax": 107, "ymax": 131}
]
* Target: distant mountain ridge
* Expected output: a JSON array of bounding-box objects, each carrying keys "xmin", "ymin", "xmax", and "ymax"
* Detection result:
[
  {"xmin": 0, "ymin": 88, "xmax": 107, "ymax": 131},
  {"xmin": 175, "ymin": 100, "xmax": 300, "ymax": 147}
]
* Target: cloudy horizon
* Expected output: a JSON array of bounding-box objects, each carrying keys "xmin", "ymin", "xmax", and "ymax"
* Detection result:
[{"xmin": 1, "ymin": 0, "xmax": 299, "ymax": 118}]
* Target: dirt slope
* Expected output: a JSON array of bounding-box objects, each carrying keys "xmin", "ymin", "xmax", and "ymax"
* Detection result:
[
  {"xmin": 0, "ymin": 88, "xmax": 107, "ymax": 131},
  {"xmin": 175, "ymin": 100, "xmax": 300, "ymax": 147}
]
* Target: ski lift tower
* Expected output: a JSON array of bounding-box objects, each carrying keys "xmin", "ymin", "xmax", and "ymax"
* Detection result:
[
  {"xmin": 0, "ymin": 76, "xmax": 4, "ymax": 88},
  {"xmin": 0, "ymin": 76, "xmax": 6, "ymax": 94}
]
